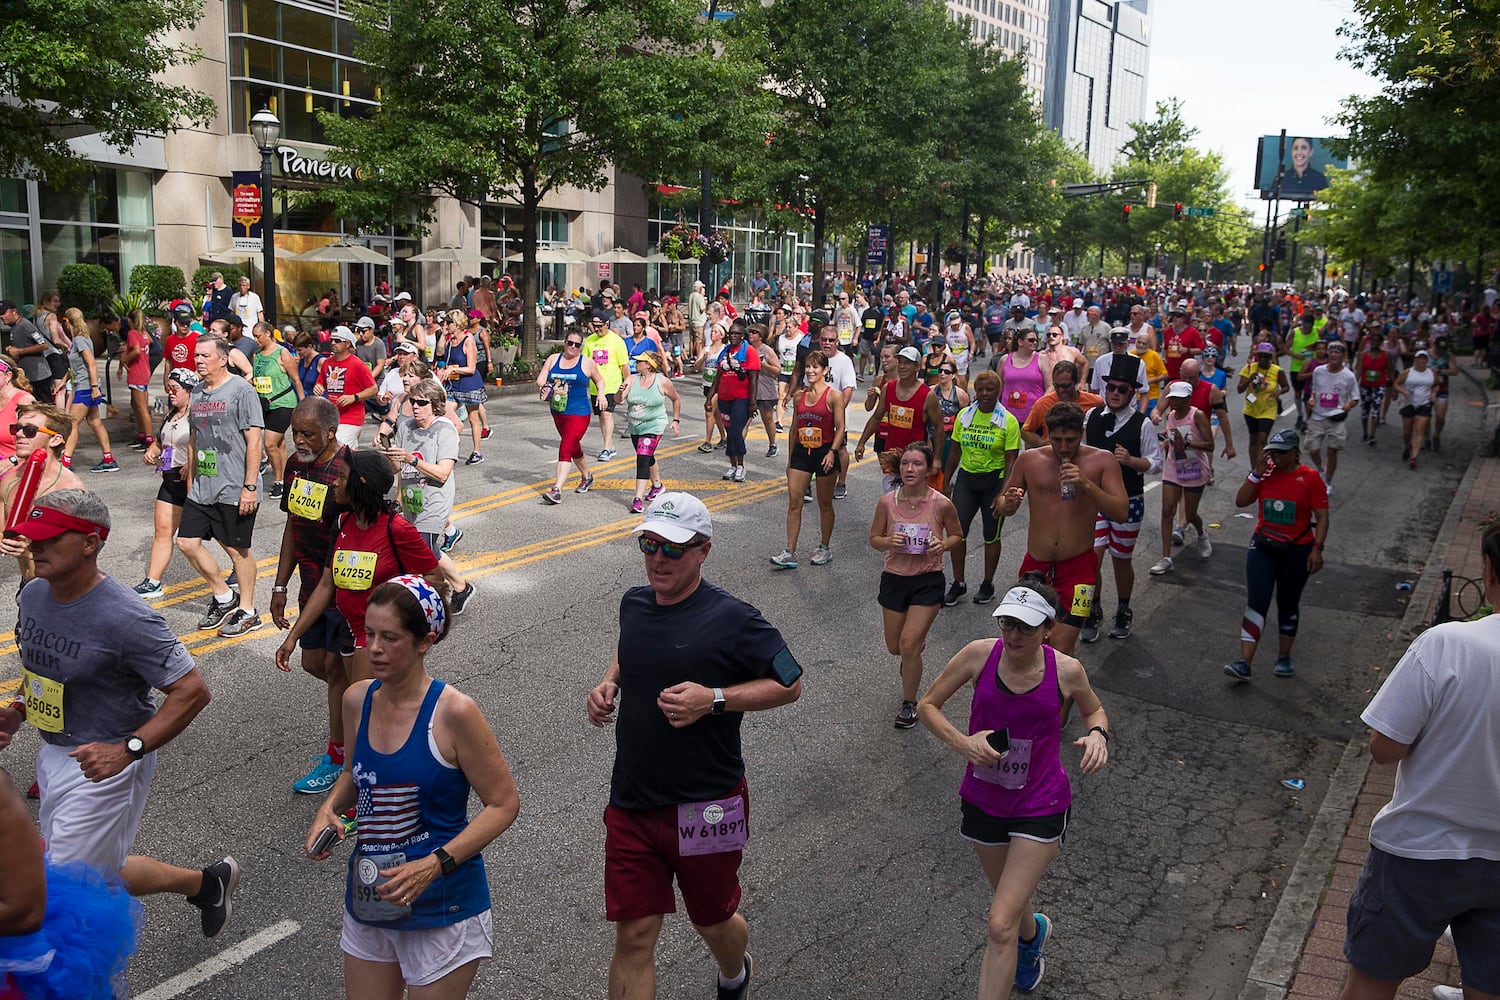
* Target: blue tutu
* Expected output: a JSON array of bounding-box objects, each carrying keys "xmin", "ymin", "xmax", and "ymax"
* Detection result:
[{"xmin": 0, "ymin": 860, "xmax": 141, "ymax": 1000}]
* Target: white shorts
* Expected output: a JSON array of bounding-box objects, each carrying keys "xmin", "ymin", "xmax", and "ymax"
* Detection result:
[
  {"xmin": 335, "ymin": 424, "xmax": 362, "ymax": 448},
  {"xmin": 341, "ymin": 909, "xmax": 493, "ymax": 986},
  {"xmin": 37, "ymin": 740, "xmax": 156, "ymax": 872}
]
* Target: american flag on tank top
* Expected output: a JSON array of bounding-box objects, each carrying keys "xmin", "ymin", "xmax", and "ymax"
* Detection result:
[{"xmin": 358, "ymin": 783, "xmax": 422, "ymax": 844}]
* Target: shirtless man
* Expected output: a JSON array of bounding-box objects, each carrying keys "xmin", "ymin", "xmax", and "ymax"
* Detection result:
[
  {"xmin": 998, "ymin": 402, "xmax": 1129, "ymax": 654},
  {"xmin": 1, "ymin": 403, "xmax": 86, "ymax": 582}
]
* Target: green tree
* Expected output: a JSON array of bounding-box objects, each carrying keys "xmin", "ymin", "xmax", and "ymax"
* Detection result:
[
  {"xmin": 322, "ymin": 0, "xmax": 766, "ymax": 352},
  {"xmin": 0, "ymin": 0, "xmax": 214, "ymax": 185}
]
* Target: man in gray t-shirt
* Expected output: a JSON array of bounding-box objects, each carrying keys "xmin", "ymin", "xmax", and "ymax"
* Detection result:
[
  {"xmin": 0, "ymin": 490, "xmax": 240, "ymax": 938},
  {"xmin": 2, "ymin": 300, "xmax": 56, "ymax": 394},
  {"xmin": 181, "ymin": 335, "xmax": 265, "ymax": 638}
]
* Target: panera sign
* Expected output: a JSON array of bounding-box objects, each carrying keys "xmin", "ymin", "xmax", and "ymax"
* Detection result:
[{"xmin": 277, "ymin": 147, "xmax": 371, "ymax": 182}]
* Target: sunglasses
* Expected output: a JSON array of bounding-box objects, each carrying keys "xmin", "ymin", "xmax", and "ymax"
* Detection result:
[
  {"xmin": 637, "ymin": 536, "xmax": 706, "ymax": 559},
  {"xmin": 10, "ymin": 423, "xmax": 45, "ymax": 439},
  {"xmin": 409, "ymin": 398, "xmax": 434, "ymax": 408},
  {"xmin": 997, "ymin": 616, "xmax": 1043, "ymax": 635},
  {"xmin": 1104, "ymin": 383, "xmax": 1134, "ymax": 393},
  {"xmin": 940, "ymin": 368, "xmax": 957, "ymax": 375},
  {"xmin": 1054, "ymin": 381, "xmax": 1076, "ymax": 390},
  {"xmin": 565, "ymin": 340, "xmax": 583, "ymax": 347}
]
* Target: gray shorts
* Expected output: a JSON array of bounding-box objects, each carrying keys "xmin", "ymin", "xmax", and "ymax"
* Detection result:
[{"xmin": 1344, "ymin": 846, "xmax": 1500, "ymax": 993}]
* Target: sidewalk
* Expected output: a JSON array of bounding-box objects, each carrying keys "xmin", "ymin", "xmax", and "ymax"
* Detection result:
[{"xmin": 1244, "ymin": 445, "xmax": 1498, "ymax": 1000}]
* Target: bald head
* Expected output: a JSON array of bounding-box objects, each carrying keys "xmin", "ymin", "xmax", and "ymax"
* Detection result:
[{"xmin": 1179, "ymin": 358, "xmax": 1202, "ymax": 383}]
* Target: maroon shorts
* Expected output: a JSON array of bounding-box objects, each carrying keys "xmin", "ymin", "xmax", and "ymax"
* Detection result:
[
  {"xmin": 1018, "ymin": 548, "xmax": 1098, "ymax": 627},
  {"xmin": 604, "ymin": 778, "xmax": 748, "ymax": 926},
  {"xmin": 552, "ymin": 412, "xmax": 589, "ymax": 461}
]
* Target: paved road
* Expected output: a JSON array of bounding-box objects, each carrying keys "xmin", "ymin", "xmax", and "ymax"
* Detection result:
[{"xmin": 3, "ymin": 366, "xmax": 1481, "ymax": 999}]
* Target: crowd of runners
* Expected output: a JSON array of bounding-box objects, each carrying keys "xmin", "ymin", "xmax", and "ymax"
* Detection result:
[{"xmin": 0, "ymin": 269, "xmax": 1493, "ymax": 1000}]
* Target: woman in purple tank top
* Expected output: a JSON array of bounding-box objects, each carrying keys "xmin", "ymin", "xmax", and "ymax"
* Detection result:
[{"xmin": 916, "ymin": 577, "xmax": 1111, "ymax": 995}]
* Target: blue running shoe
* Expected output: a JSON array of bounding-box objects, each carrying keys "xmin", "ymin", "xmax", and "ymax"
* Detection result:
[
  {"xmin": 1015, "ymin": 912, "xmax": 1051, "ymax": 992},
  {"xmin": 293, "ymin": 754, "xmax": 343, "ymax": 795}
]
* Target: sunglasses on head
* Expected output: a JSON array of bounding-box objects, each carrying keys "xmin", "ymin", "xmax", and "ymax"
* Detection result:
[
  {"xmin": 637, "ymin": 536, "xmax": 705, "ymax": 559},
  {"xmin": 997, "ymin": 616, "xmax": 1043, "ymax": 635},
  {"xmin": 10, "ymin": 423, "xmax": 46, "ymax": 439}
]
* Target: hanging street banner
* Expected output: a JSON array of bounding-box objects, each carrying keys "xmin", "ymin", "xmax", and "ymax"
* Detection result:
[
  {"xmin": 866, "ymin": 224, "xmax": 889, "ymax": 270},
  {"xmin": 231, "ymin": 171, "xmax": 263, "ymax": 254}
]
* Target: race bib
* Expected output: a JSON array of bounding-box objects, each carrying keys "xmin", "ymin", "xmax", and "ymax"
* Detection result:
[
  {"xmin": 1262, "ymin": 498, "xmax": 1297, "ymax": 526},
  {"xmin": 157, "ymin": 445, "xmax": 174, "ymax": 472},
  {"xmin": 197, "ymin": 448, "xmax": 218, "ymax": 478},
  {"xmin": 331, "ymin": 549, "xmax": 378, "ymax": 591},
  {"xmin": 888, "ymin": 404, "xmax": 915, "ymax": 429},
  {"xmin": 971, "ymin": 738, "xmax": 1033, "ymax": 789},
  {"xmin": 400, "ymin": 484, "xmax": 424, "ymax": 515},
  {"xmin": 548, "ymin": 379, "xmax": 569, "ymax": 413},
  {"xmin": 253, "ymin": 375, "xmax": 273, "ymax": 397},
  {"xmin": 1069, "ymin": 583, "xmax": 1095, "ymax": 620},
  {"xmin": 702, "ymin": 365, "xmax": 718, "ymax": 386},
  {"xmin": 677, "ymin": 796, "xmax": 748, "ymax": 856},
  {"xmin": 591, "ymin": 348, "xmax": 610, "ymax": 368},
  {"xmin": 634, "ymin": 434, "xmax": 659, "ymax": 457},
  {"xmin": 1317, "ymin": 391, "xmax": 1340, "ymax": 411},
  {"xmin": 797, "ymin": 425, "xmax": 824, "ymax": 449},
  {"xmin": 20, "ymin": 668, "xmax": 64, "ymax": 734},
  {"xmin": 896, "ymin": 521, "xmax": 931, "ymax": 554},
  {"xmin": 1167, "ymin": 341, "xmax": 1183, "ymax": 358},
  {"xmin": 1009, "ymin": 389, "xmax": 1030, "ymax": 410},
  {"xmin": 288, "ymin": 477, "xmax": 328, "ymax": 521},
  {"xmin": 1175, "ymin": 458, "xmax": 1205, "ymax": 483},
  {"xmin": 350, "ymin": 852, "xmax": 411, "ymax": 922}
]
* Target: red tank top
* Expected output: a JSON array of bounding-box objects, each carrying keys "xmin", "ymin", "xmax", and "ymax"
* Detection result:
[
  {"xmin": 882, "ymin": 380, "xmax": 930, "ymax": 450},
  {"xmin": 793, "ymin": 385, "xmax": 835, "ymax": 450},
  {"xmin": 1360, "ymin": 350, "xmax": 1388, "ymax": 387}
]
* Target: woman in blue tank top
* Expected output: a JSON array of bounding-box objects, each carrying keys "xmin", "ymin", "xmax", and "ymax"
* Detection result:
[
  {"xmin": 915, "ymin": 577, "xmax": 1111, "ymax": 996},
  {"xmin": 307, "ymin": 576, "xmax": 520, "ymax": 996}
]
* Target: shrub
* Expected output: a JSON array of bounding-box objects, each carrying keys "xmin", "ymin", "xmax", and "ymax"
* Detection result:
[
  {"xmin": 129, "ymin": 265, "xmax": 186, "ymax": 307},
  {"xmin": 190, "ymin": 264, "xmax": 243, "ymax": 301},
  {"xmin": 56, "ymin": 263, "xmax": 116, "ymax": 316}
]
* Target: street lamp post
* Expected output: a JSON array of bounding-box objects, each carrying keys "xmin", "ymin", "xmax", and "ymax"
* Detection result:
[{"xmin": 249, "ymin": 106, "xmax": 282, "ymax": 326}]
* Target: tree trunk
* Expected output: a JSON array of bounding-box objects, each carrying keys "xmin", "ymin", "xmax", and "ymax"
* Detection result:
[
  {"xmin": 810, "ymin": 197, "xmax": 826, "ymax": 309},
  {"xmin": 976, "ymin": 214, "xmax": 987, "ymax": 277},
  {"xmin": 520, "ymin": 169, "xmax": 541, "ymax": 358}
]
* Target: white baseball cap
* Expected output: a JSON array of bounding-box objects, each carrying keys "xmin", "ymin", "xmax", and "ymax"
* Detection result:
[
  {"xmin": 992, "ymin": 586, "xmax": 1056, "ymax": 626},
  {"xmin": 330, "ymin": 326, "xmax": 357, "ymax": 343},
  {"xmin": 1165, "ymin": 380, "xmax": 1193, "ymax": 399},
  {"xmin": 896, "ymin": 346, "xmax": 921, "ymax": 363},
  {"xmin": 393, "ymin": 291, "xmax": 412, "ymax": 302},
  {"xmin": 633, "ymin": 491, "xmax": 713, "ymax": 544}
]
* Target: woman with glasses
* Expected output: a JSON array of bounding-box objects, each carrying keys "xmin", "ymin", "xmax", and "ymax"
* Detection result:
[
  {"xmin": 772, "ymin": 350, "xmax": 847, "ymax": 569},
  {"xmin": 923, "ymin": 337, "xmax": 952, "ymax": 386},
  {"xmin": 748, "ymin": 325, "xmax": 782, "ymax": 457},
  {"xmin": 916, "ymin": 577, "xmax": 1110, "ymax": 996},
  {"xmin": 437, "ymin": 310, "xmax": 489, "ymax": 465},
  {"xmin": 994, "ymin": 326, "xmax": 1050, "ymax": 426},
  {"xmin": 0, "ymin": 357, "xmax": 36, "ymax": 473},
  {"xmin": 535, "ymin": 332, "xmax": 608, "ymax": 505},
  {"xmin": 0, "ymin": 404, "xmax": 84, "ymax": 583},
  {"xmin": 932, "ymin": 361, "xmax": 970, "ymax": 488},
  {"xmin": 694, "ymin": 323, "xmax": 727, "ymax": 452},
  {"xmin": 1040, "ymin": 325, "xmax": 1088, "ymax": 392},
  {"xmin": 134, "ymin": 369, "xmax": 199, "ymax": 598},
  {"xmin": 943, "ymin": 310, "xmax": 975, "ymax": 388},
  {"xmin": 868, "ymin": 441, "xmax": 962, "ymax": 730},
  {"xmin": 621, "ymin": 350, "xmax": 681, "ymax": 513}
]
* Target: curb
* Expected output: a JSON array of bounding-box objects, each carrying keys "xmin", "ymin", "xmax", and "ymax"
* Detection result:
[{"xmin": 1236, "ymin": 369, "xmax": 1490, "ymax": 1000}]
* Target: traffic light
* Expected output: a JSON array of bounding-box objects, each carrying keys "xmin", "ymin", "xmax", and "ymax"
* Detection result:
[
  {"xmin": 1123, "ymin": 204, "xmax": 1132, "ymax": 223},
  {"xmin": 1274, "ymin": 238, "xmax": 1287, "ymax": 260},
  {"xmin": 1173, "ymin": 202, "xmax": 1184, "ymax": 221},
  {"xmin": 1145, "ymin": 183, "xmax": 1157, "ymax": 209},
  {"xmin": 1258, "ymin": 263, "xmax": 1267, "ymax": 273}
]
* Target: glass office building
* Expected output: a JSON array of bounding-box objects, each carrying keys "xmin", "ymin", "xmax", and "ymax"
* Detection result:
[{"xmin": 1043, "ymin": 0, "xmax": 1151, "ymax": 173}]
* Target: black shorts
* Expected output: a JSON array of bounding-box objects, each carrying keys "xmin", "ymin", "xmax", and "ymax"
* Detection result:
[
  {"xmin": 878, "ymin": 570, "xmax": 945, "ymax": 612},
  {"xmin": 594, "ymin": 393, "xmax": 618, "ymax": 414},
  {"xmin": 789, "ymin": 444, "xmax": 832, "ymax": 474},
  {"xmin": 261, "ymin": 402, "xmax": 293, "ymax": 435},
  {"xmin": 156, "ymin": 469, "xmax": 187, "ymax": 507},
  {"xmin": 298, "ymin": 605, "xmax": 352, "ymax": 653},
  {"xmin": 1399, "ymin": 403, "xmax": 1433, "ymax": 419},
  {"xmin": 1243, "ymin": 415, "xmax": 1275, "ymax": 435},
  {"xmin": 960, "ymin": 800, "xmax": 1070, "ymax": 846},
  {"xmin": 178, "ymin": 498, "xmax": 257, "ymax": 550}
]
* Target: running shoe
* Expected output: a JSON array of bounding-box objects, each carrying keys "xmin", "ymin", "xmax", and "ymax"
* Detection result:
[
  {"xmin": 1366, "ymin": 436, "xmax": 1376, "ymax": 447},
  {"xmin": 1401, "ymin": 445, "xmax": 1410, "ymax": 461},
  {"xmin": 1274, "ymin": 655, "xmax": 1295, "ymax": 678},
  {"xmin": 775, "ymin": 422, "xmax": 785, "ymax": 432},
  {"xmin": 973, "ymin": 581, "xmax": 996, "ymax": 605},
  {"xmin": 1015, "ymin": 912, "xmax": 1052, "ymax": 992},
  {"xmin": 293, "ymin": 754, "xmax": 342, "ymax": 795},
  {"xmin": 698, "ymin": 441, "xmax": 714, "ymax": 453},
  {"xmin": 833, "ymin": 483, "xmax": 848, "ymax": 500},
  {"xmin": 1108, "ymin": 607, "xmax": 1133, "ymax": 639},
  {"xmin": 810, "ymin": 544, "xmax": 833, "ymax": 566},
  {"xmin": 1223, "ymin": 659, "xmax": 1252, "ymax": 682},
  {"xmin": 1433, "ymin": 987, "xmax": 1463, "ymax": 1000},
  {"xmin": 480, "ymin": 427, "xmax": 492, "ymax": 440},
  {"xmin": 542, "ymin": 488, "xmax": 563, "ymax": 505},
  {"xmin": 217, "ymin": 608, "xmax": 263, "ymax": 638},
  {"xmin": 645, "ymin": 484, "xmax": 664, "ymax": 501},
  {"xmin": 450, "ymin": 582, "xmax": 476, "ymax": 616},
  {"xmin": 766, "ymin": 444, "xmax": 778, "ymax": 458},
  {"xmin": 598, "ymin": 448, "xmax": 617, "ymax": 461},
  {"xmin": 575, "ymin": 474, "xmax": 595, "ymax": 494},
  {"xmin": 733, "ymin": 466, "xmax": 746, "ymax": 483},
  {"xmin": 894, "ymin": 700, "xmax": 919, "ymax": 729},
  {"xmin": 191, "ymin": 856, "xmax": 241, "ymax": 939},
  {"xmin": 1171, "ymin": 526, "xmax": 1185, "ymax": 547},
  {"xmin": 266, "ymin": 481, "xmax": 285, "ymax": 499},
  {"xmin": 441, "ymin": 525, "xmax": 463, "ymax": 552},
  {"xmin": 1410, "ymin": 458, "xmax": 1418, "ymax": 470},
  {"xmin": 803, "ymin": 487, "xmax": 812, "ymax": 503},
  {"xmin": 943, "ymin": 580, "xmax": 968, "ymax": 606},
  {"xmin": 722, "ymin": 466, "xmax": 737, "ymax": 480},
  {"xmin": 1149, "ymin": 557, "xmax": 1174, "ymax": 575},
  {"xmin": 1080, "ymin": 606, "xmax": 1103, "ymax": 644},
  {"xmin": 133, "ymin": 578, "xmax": 164, "ymax": 599},
  {"xmin": 197, "ymin": 595, "xmax": 236, "ymax": 631},
  {"xmin": 226, "ymin": 570, "xmax": 238, "ymax": 589},
  {"xmin": 1195, "ymin": 531, "xmax": 1213, "ymax": 559},
  {"xmin": 714, "ymin": 440, "xmax": 725, "ymax": 450},
  {"xmin": 465, "ymin": 451, "xmax": 484, "ymax": 465},
  {"xmin": 716, "ymin": 952, "xmax": 753, "ymax": 1000},
  {"xmin": 89, "ymin": 459, "xmax": 120, "ymax": 473},
  {"xmin": 128, "ymin": 439, "xmax": 149, "ymax": 452},
  {"xmin": 631, "ymin": 498, "xmax": 645, "ymax": 514},
  {"xmin": 770, "ymin": 548, "xmax": 798, "ymax": 568}
]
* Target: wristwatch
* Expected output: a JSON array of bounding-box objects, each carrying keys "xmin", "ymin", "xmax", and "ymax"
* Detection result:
[
  {"xmin": 1088, "ymin": 725, "xmax": 1110, "ymax": 743},
  {"xmin": 711, "ymin": 688, "xmax": 726, "ymax": 715},
  {"xmin": 125, "ymin": 735, "xmax": 146, "ymax": 760},
  {"xmin": 433, "ymin": 847, "xmax": 457, "ymax": 876},
  {"xmin": 243, "ymin": 483, "xmax": 258, "ymax": 492}
]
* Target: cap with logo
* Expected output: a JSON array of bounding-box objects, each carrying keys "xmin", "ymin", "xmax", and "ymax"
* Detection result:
[
  {"xmin": 992, "ymin": 586, "xmax": 1055, "ymax": 626},
  {"xmin": 12, "ymin": 505, "xmax": 110, "ymax": 542},
  {"xmin": 1264, "ymin": 428, "xmax": 1301, "ymax": 452},
  {"xmin": 632, "ymin": 492, "xmax": 713, "ymax": 544},
  {"xmin": 330, "ymin": 326, "xmax": 357, "ymax": 344}
]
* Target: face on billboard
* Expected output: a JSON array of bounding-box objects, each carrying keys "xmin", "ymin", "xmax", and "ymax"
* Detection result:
[{"xmin": 1256, "ymin": 135, "xmax": 1347, "ymax": 199}]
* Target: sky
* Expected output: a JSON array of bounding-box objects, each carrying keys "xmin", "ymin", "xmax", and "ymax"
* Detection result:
[{"xmin": 1142, "ymin": 0, "xmax": 1383, "ymax": 211}]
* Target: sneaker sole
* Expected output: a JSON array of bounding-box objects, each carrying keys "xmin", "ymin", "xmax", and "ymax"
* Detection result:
[{"xmin": 1223, "ymin": 665, "xmax": 1251, "ymax": 683}]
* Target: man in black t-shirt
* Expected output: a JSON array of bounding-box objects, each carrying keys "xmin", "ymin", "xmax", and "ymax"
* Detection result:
[{"xmin": 588, "ymin": 492, "xmax": 802, "ymax": 1000}]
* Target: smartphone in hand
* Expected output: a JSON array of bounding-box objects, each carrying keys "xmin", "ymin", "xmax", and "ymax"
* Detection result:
[{"xmin": 986, "ymin": 728, "xmax": 1010, "ymax": 757}]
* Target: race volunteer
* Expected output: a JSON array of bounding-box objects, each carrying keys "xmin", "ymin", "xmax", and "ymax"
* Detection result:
[
  {"xmin": 941, "ymin": 370, "xmax": 1021, "ymax": 607},
  {"xmin": 587, "ymin": 493, "xmax": 803, "ymax": 1000},
  {"xmin": 2, "ymin": 490, "xmax": 238, "ymax": 938}
]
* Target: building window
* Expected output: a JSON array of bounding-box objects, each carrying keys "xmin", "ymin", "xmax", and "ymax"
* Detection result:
[
  {"xmin": 479, "ymin": 207, "xmax": 574, "ymax": 293},
  {"xmin": 29, "ymin": 168, "xmax": 155, "ymax": 295}
]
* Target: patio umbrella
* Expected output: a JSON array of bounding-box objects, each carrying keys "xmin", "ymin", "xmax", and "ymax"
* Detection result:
[
  {"xmin": 587, "ymin": 247, "xmax": 650, "ymax": 264},
  {"xmin": 494, "ymin": 246, "xmax": 590, "ymax": 264},
  {"xmin": 290, "ymin": 241, "xmax": 393, "ymax": 265},
  {"xmin": 406, "ymin": 246, "xmax": 491, "ymax": 264},
  {"xmin": 199, "ymin": 245, "xmax": 299, "ymax": 264},
  {"xmin": 642, "ymin": 250, "xmax": 676, "ymax": 264}
]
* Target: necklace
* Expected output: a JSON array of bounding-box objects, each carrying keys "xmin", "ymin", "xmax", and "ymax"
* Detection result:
[{"xmin": 895, "ymin": 486, "xmax": 927, "ymax": 508}]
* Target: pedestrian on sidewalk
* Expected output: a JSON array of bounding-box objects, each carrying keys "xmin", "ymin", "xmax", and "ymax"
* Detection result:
[{"xmin": 1338, "ymin": 525, "xmax": 1500, "ymax": 1000}]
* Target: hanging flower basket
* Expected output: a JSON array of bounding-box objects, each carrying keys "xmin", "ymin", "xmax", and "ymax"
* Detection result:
[{"xmin": 658, "ymin": 225, "xmax": 733, "ymax": 265}]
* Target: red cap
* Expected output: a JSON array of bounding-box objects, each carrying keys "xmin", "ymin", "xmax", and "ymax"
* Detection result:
[{"xmin": 10, "ymin": 505, "xmax": 110, "ymax": 541}]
